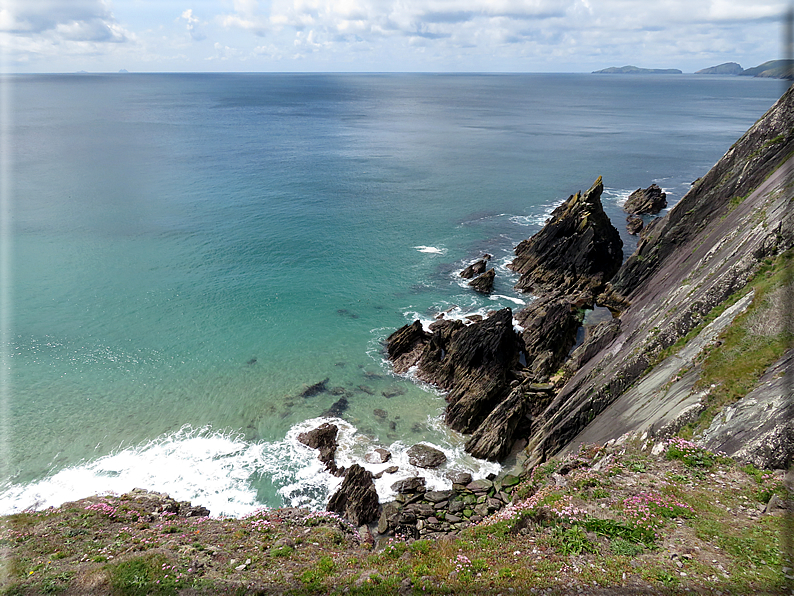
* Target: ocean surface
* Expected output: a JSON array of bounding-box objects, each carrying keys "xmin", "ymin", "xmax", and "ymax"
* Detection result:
[{"xmin": 1, "ymin": 73, "xmax": 784, "ymax": 516}]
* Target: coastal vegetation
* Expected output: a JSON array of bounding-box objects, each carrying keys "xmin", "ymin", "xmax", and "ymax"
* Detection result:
[{"xmin": 1, "ymin": 441, "xmax": 788, "ymax": 594}]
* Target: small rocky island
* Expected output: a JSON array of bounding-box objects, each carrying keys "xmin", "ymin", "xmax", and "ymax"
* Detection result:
[{"xmin": 593, "ymin": 65, "xmax": 682, "ymax": 74}]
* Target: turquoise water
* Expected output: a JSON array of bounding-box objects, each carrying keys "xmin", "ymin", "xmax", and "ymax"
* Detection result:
[{"xmin": 2, "ymin": 73, "xmax": 784, "ymax": 515}]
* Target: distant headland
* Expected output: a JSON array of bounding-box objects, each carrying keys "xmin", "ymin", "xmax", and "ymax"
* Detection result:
[
  {"xmin": 696, "ymin": 60, "xmax": 794, "ymax": 79},
  {"xmin": 593, "ymin": 60, "xmax": 794, "ymax": 79},
  {"xmin": 592, "ymin": 65, "xmax": 682, "ymax": 74}
]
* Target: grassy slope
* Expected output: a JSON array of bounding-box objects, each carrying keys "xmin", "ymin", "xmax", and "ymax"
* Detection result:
[{"xmin": 1, "ymin": 441, "xmax": 789, "ymax": 595}]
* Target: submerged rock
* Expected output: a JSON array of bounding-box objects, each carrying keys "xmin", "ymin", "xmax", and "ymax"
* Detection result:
[
  {"xmin": 321, "ymin": 397, "xmax": 349, "ymax": 418},
  {"xmin": 623, "ymin": 183, "xmax": 667, "ymax": 215},
  {"xmin": 468, "ymin": 268, "xmax": 495, "ymax": 293},
  {"xmin": 326, "ymin": 464, "xmax": 379, "ymax": 526},
  {"xmin": 301, "ymin": 377, "xmax": 330, "ymax": 397}
]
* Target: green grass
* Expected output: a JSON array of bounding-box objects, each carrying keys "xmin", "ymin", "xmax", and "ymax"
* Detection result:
[{"xmin": 679, "ymin": 249, "xmax": 793, "ymax": 436}]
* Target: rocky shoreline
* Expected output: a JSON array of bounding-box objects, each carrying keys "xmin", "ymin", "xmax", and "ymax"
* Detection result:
[{"xmin": 324, "ymin": 82, "xmax": 794, "ymax": 541}]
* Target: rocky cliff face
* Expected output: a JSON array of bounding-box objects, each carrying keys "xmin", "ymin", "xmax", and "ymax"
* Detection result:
[
  {"xmin": 386, "ymin": 179, "xmax": 624, "ymax": 461},
  {"xmin": 524, "ymin": 84, "xmax": 794, "ymax": 470},
  {"xmin": 510, "ymin": 176, "xmax": 623, "ymax": 296},
  {"xmin": 386, "ymin": 86, "xmax": 793, "ymax": 472}
]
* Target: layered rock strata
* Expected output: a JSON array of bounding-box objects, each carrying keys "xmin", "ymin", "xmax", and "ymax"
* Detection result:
[
  {"xmin": 527, "ymin": 85, "xmax": 794, "ymax": 469},
  {"xmin": 623, "ymin": 183, "xmax": 667, "ymax": 215},
  {"xmin": 509, "ymin": 176, "xmax": 623, "ymax": 296},
  {"xmin": 386, "ymin": 177, "xmax": 624, "ymax": 462}
]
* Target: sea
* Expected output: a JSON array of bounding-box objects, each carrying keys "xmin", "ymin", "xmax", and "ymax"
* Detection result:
[{"xmin": 0, "ymin": 73, "xmax": 784, "ymax": 517}]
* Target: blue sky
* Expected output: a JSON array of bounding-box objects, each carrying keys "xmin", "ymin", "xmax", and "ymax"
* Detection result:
[{"xmin": 0, "ymin": 0, "xmax": 787, "ymax": 73}]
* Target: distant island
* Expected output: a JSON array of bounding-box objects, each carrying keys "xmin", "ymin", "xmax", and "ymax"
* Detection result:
[
  {"xmin": 696, "ymin": 60, "xmax": 794, "ymax": 79},
  {"xmin": 695, "ymin": 62, "xmax": 744, "ymax": 75},
  {"xmin": 592, "ymin": 65, "xmax": 682, "ymax": 74}
]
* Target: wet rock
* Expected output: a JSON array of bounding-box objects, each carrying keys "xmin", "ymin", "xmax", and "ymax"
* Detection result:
[
  {"xmin": 447, "ymin": 471, "xmax": 473, "ymax": 485},
  {"xmin": 466, "ymin": 479, "xmax": 493, "ymax": 493},
  {"xmin": 406, "ymin": 444, "xmax": 447, "ymax": 468},
  {"xmin": 424, "ymin": 490, "xmax": 453, "ymax": 503},
  {"xmin": 365, "ymin": 448, "xmax": 392, "ymax": 464},
  {"xmin": 391, "ymin": 477, "xmax": 426, "ymax": 494},
  {"xmin": 326, "ymin": 464, "xmax": 380, "ymax": 526},
  {"xmin": 298, "ymin": 422, "xmax": 341, "ymax": 475},
  {"xmin": 626, "ymin": 215, "xmax": 644, "ymax": 235},
  {"xmin": 468, "ymin": 268, "xmax": 495, "ymax": 293},
  {"xmin": 624, "ymin": 183, "xmax": 667, "ymax": 215},
  {"xmin": 384, "ymin": 465, "xmax": 399, "ymax": 474},
  {"xmin": 386, "ymin": 320, "xmax": 432, "ymax": 374},
  {"xmin": 301, "ymin": 377, "xmax": 330, "ymax": 397},
  {"xmin": 460, "ymin": 259, "xmax": 487, "ymax": 279}
]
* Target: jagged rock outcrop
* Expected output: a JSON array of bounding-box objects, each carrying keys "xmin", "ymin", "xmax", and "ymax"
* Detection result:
[
  {"xmin": 386, "ymin": 179, "xmax": 625, "ymax": 460},
  {"xmin": 522, "ymin": 85, "xmax": 794, "ymax": 470},
  {"xmin": 386, "ymin": 308, "xmax": 524, "ymax": 456},
  {"xmin": 460, "ymin": 258, "xmax": 488, "ymax": 279},
  {"xmin": 510, "ymin": 176, "xmax": 623, "ymax": 296},
  {"xmin": 298, "ymin": 422, "xmax": 343, "ymax": 476},
  {"xmin": 626, "ymin": 215, "xmax": 644, "ymax": 235},
  {"xmin": 326, "ymin": 464, "xmax": 380, "ymax": 526},
  {"xmin": 464, "ymin": 385, "xmax": 531, "ymax": 461},
  {"xmin": 422, "ymin": 308, "xmax": 522, "ymax": 433},
  {"xmin": 468, "ymin": 268, "xmax": 495, "ymax": 293},
  {"xmin": 513, "ymin": 293, "xmax": 585, "ymax": 380},
  {"xmin": 387, "ymin": 320, "xmax": 431, "ymax": 375},
  {"xmin": 623, "ymin": 184, "xmax": 667, "ymax": 215}
]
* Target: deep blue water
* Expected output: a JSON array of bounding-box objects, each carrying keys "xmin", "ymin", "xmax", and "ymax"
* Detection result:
[{"xmin": 1, "ymin": 73, "xmax": 783, "ymax": 515}]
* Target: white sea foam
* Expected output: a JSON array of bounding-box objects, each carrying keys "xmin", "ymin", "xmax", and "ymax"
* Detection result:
[
  {"xmin": 603, "ymin": 187, "xmax": 634, "ymax": 208},
  {"xmin": 509, "ymin": 201, "xmax": 559, "ymax": 227},
  {"xmin": 0, "ymin": 417, "xmax": 501, "ymax": 516},
  {"xmin": 414, "ymin": 245, "xmax": 446, "ymax": 254},
  {"xmin": 0, "ymin": 426, "xmax": 265, "ymax": 517},
  {"xmin": 489, "ymin": 294, "xmax": 526, "ymax": 306}
]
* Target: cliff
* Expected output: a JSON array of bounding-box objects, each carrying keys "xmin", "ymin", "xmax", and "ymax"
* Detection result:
[
  {"xmin": 524, "ymin": 83, "xmax": 794, "ymax": 469},
  {"xmin": 739, "ymin": 60, "xmax": 794, "ymax": 79},
  {"xmin": 387, "ymin": 82, "xmax": 793, "ymax": 475}
]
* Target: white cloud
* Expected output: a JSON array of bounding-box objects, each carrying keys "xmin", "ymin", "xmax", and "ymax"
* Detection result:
[
  {"xmin": 180, "ymin": 8, "xmax": 206, "ymax": 41},
  {"xmin": 2, "ymin": 0, "xmax": 130, "ymax": 39},
  {"xmin": 0, "ymin": 0, "xmax": 787, "ymax": 72}
]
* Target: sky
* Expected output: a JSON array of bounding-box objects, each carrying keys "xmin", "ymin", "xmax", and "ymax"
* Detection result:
[{"xmin": 0, "ymin": 0, "xmax": 789, "ymax": 73}]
